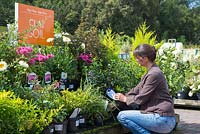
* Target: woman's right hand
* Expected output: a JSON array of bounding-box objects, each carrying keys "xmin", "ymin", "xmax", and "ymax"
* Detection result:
[{"xmin": 115, "ymin": 93, "xmax": 127, "ymax": 102}]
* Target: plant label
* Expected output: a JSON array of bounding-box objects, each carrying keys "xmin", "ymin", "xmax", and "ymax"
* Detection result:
[
  {"xmin": 61, "ymin": 72, "xmax": 67, "ymax": 80},
  {"xmin": 45, "ymin": 72, "xmax": 51, "ymax": 84},
  {"xmin": 27, "ymin": 72, "xmax": 37, "ymax": 85}
]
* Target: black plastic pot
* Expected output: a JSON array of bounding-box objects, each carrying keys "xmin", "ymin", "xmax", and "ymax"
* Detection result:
[
  {"xmin": 43, "ymin": 123, "xmax": 54, "ymax": 134},
  {"xmin": 54, "ymin": 119, "xmax": 68, "ymax": 134},
  {"xmin": 176, "ymin": 87, "xmax": 190, "ymax": 99},
  {"xmin": 196, "ymin": 92, "xmax": 200, "ymax": 100}
]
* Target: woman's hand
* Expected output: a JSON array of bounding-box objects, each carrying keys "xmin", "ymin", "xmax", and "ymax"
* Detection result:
[{"xmin": 115, "ymin": 93, "xmax": 127, "ymax": 102}]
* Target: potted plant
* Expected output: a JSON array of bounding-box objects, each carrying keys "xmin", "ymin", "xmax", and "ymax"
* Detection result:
[
  {"xmin": 60, "ymin": 82, "xmax": 108, "ymax": 132},
  {"xmin": 53, "ymin": 108, "xmax": 68, "ymax": 134}
]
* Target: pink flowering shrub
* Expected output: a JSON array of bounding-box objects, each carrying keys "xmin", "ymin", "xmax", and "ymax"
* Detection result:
[
  {"xmin": 29, "ymin": 53, "xmax": 54, "ymax": 65},
  {"xmin": 14, "ymin": 46, "xmax": 55, "ymax": 85},
  {"xmin": 16, "ymin": 46, "xmax": 54, "ymax": 65}
]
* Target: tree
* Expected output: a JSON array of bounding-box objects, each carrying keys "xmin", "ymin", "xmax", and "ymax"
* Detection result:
[
  {"xmin": 0, "ymin": 0, "xmax": 31, "ymax": 26},
  {"xmin": 32, "ymin": 0, "xmax": 85, "ymax": 34},
  {"xmin": 158, "ymin": 0, "xmax": 200, "ymax": 44}
]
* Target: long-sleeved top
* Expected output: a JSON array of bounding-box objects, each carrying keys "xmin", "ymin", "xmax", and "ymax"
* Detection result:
[{"xmin": 125, "ymin": 64, "xmax": 175, "ymax": 116}]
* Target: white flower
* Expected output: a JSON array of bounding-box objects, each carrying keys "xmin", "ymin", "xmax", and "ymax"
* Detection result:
[
  {"xmin": 81, "ymin": 43, "xmax": 85, "ymax": 49},
  {"xmin": 188, "ymin": 91, "xmax": 193, "ymax": 97},
  {"xmin": 190, "ymin": 84, "xmax": 194, "ymax": 89},
  {"xmin": 19, "ymin": 60, "xmax": 29, "ymax": 68},
  {"xmin": 54, "ymin": 33, "xmax": 62, "ymax": 38},
  {"xmin": 172, "ymin": 50, "xmax": 182, "ymax": 55},
  {"xmin": 46, "ymin": 38, "xmax": 54, "ymax": 43},
  {"xmin": 170, "ymin": 62, "xmax": 177, "ymax": 68},
  {"xmin": 62, "ymin": 36, "xmax": 71, "ymax": 43},
  {"xmin": 62, "ymin": 32, "xmax": 69, "ymax": 36},
  {"xmin": 0, "ymin": 61, "xmax": 8, "ymax": 71},
  {"xmin": 161, "ymin": 55, "xmax": 168, "ymax": 60},
  {"xmin": 198, "ymin": 85, "xmax": 200, "ymax": 90},
  {"xmin": 192, "ymin": 87, "xmax": 198, "ymax": 92}
]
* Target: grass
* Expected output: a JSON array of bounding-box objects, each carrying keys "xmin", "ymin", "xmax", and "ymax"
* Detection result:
[{"xmin": 0, "ymin": 26, "xmax": 7, "ymax": 32}]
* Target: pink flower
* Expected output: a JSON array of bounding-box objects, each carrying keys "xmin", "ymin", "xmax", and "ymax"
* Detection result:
[
  {"xmin": 79, "ymin": 53, "xmax": 93, "ymax": 64},
  {"xmin": 16, "ymin": 46, "xmax": 33, "ymax": 57},
  {"xmin": 47, "ymin": 54, "xmax": 54, "ymax": 59},
  {"xmin": 54, "ymin": 82, "xmax": 60, "ymax": 89},
  {"xmin": 35, "ymin": 54, "xmax": 48, "ymax": 62},
  {"xmin": 28, "ymin": 58, "xmax": 36, "ymax": 65}
]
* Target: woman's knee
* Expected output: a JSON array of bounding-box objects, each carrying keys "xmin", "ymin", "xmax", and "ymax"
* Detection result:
[
  {"xmin": 117, "ymin": 111, "xmax": 123, "ymax": 121},
  {"xmin": 117, "ymin": 111, "xmax": 128, "ymax": 123}
]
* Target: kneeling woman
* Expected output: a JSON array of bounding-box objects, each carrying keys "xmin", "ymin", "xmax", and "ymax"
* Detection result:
[{"xmin": 115, "ymin": 44, "xmax": 176, "ymax": 134}]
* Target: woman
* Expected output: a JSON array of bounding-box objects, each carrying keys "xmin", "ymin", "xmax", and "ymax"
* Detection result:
[{"xmin": 115, "ymin": 44, "xmax": 176, "ymax": 134}]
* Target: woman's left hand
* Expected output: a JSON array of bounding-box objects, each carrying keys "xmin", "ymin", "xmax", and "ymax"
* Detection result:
[{"xmin": 115, "ymin": 93, "xmax": 127, "ymax": 102}]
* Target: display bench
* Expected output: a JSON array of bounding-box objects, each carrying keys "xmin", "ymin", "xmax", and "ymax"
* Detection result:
[{"xmin": 174, "ymin": 99, "xmax": 200, "ymax": 109}]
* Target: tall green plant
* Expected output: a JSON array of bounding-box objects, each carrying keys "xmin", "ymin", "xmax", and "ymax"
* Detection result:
[
  {"xmin": 131, "ymin": 22, "xmax": 163, "ymax": 51},
  {"xmin": 99, "ymin": 27, "xmax": 120, "ymax": 59}
]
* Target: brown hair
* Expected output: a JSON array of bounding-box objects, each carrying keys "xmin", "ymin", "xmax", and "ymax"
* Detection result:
[{"xmin": 133, "ymin": 44, "xmax": 157, "ymax": 62}]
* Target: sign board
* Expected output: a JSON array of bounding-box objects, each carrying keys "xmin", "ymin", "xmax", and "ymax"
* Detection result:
[{"xmin": 15, "ymin": 3, "xmax": 54, "ymax": 46}]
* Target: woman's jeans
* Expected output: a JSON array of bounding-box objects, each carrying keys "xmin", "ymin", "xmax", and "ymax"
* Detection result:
[{"xmin": 117, "ymin": 110, "xmax": 176, "ymax": 134}]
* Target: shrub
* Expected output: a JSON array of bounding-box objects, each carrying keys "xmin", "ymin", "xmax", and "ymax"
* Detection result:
[
  {"xmin": 0, "ymin": 90, "xmax": 56, "ymax": 134},
  {"xmin": 61, "ymin": 82, "xmax": 107, "ymax": 118}
]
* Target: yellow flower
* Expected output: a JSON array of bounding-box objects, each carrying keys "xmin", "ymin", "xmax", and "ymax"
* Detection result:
[{"xmin": 0, "ymin": 61, "xmax": 8, "ymax": 71}]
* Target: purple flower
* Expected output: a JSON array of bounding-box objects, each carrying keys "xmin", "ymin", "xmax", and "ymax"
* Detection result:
[{"xmin": 79, "ymin": 53, "xmax": 93, "ymax": 64}]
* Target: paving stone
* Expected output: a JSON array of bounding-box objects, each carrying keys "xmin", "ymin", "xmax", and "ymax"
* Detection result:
[{"xmin": 173, "ymin": 108, "xmax": 200, "ymax": 134}]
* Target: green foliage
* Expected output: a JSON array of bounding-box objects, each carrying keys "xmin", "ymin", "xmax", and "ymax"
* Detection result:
[
  {"xmin": 131, "ymin": 22, "xmax": 163, "ymax": 51},
  {"xmin": 159, "ymin": 0, "xmax": 200, "ymax": 44},
  {"xmin": 43, "ymin": 45, "xmax": 78, "ymax": 81},
  {"xmin": 0, "ymin": 26, "xmax": 7, "ymax": 32},
  {"xmin": 61, "ymin": 82, "xmax": 107, "ymax": 118},
  {"xmin": 0, "ymin": 90, "xmax": 56, "ymax": 134},
  {"xmin": 87, "ymin": 58, "xmax": 142, "ymax": 93},
  {"xmin": 99, "ymin": 27, "xmax": 121, "ymax": 60},
  {"xmin": 74, "ymin": 20, "xmax": 107, "ymax": 61},
  {"xmin": 115, "ymin": 34, "xmax": 132, "ymax": 54},
  {"xmin": 0, "ymin": 91, "xmax": 20, "ymax": 134},
  {"xmin": 184, "ymin": 56, "xmax": 200, "ymax": 96},
  {"xmin": 157, "ymin": 48, "xmax": 188, "ymax": 97},
  {"xmin": 54, "ymin": 21, "xmax": 62, "ymax": 34},
  {"xmin": 1, "ymin": 0, "xmax": 200, "ymax": 44},
  {"xmin": 0, "ymin": 32, "xmax": 16, "ymax": 62},
  {"xmin": 130, "ymin": 22, "xmax": 163, "ymax": 70},
  {"xmin": 33, "ymin": 0, "xmax": 84, "ymax": 33},
  {"xmin": 0, "ymin": 29, "xmax": 78, "ymax": 88},
  {"xmin": 25, "ymin": 84, "xmax": 67, "ymax": 123}
]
